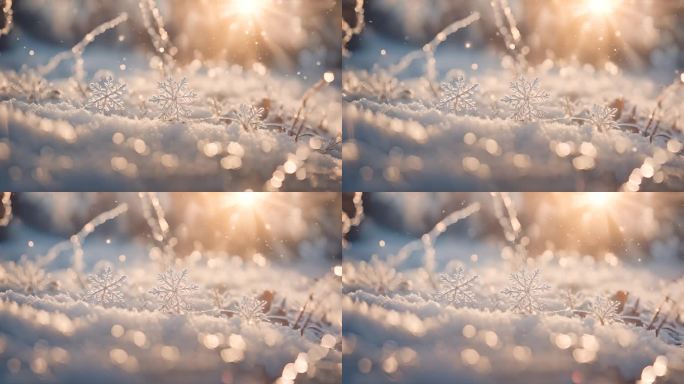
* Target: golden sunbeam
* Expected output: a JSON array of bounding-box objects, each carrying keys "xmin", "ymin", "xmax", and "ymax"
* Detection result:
[{"xmin": 584, "ymin": 0, "xmax": 619, "ymax": 17}]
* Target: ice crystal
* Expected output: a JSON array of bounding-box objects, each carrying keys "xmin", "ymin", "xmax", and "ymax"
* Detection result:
[
  {"xmin": 230, "ymin": 296, "xmax": 269, "ymax": 325},
  {"xmin": 230, "ymin": 104, "xmax": 266, "ymax": 131},
  {"xmin": 353, "ymin": 256, "xmax": 403, "ymax": 294},
  {"xmin": 84, "ymin": 266, "xmax": 127, "ymax": 304},
  {"xmin": 149, "ymin": 268, "xmax": 199, "ymax": 314},
  {"xmin": 501, "ymin": 77, "xmax": 549, "ymax": 121},
  {"xmin": 361, "ymin": 71, "xmax": 408, "ymax": 102},
  {"xmin": 501, "ymin": 268, "xmax": 550, "ymax": 314},
  {"xmin": 434, "ymin": 267, "xmax": 478, "ymax": 306},
  {"xmin": 588, "ymin": 104, "xmax": 619, "ymax": 132},
  {"xmin": 85, "ymin": 76, "xmax": 126, "ymax": 114},
  {"xmin": 149, "ymin": 77, "xmax": 197, "ymax": 121},
  {"xmin": 4, "ymin": 258, "xmax": 49, "ymax": 294},
  {"xmin": 590, "ymin": 295, "xmax": 622, "ymax": 325},
  {"xmin": 436, "ymin": 77, "xmax": 478, "ymax": 113}
]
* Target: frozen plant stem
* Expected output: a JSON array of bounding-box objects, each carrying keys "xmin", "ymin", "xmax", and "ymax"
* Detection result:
[
  {"xmin": 0, "ymin": 0, "xmax": 13, "ymax": 37},
  {"xmin": 38, "ymin": 12, "xmax": 129, "ymax": 82},
  {"xmin": 138, "ymin": 0, "xmax": 175, "ymax": 73},
  {"xmin": 70, "ymin": 203, "xmax": 129, "ymax": 274},
  {"xmin": 293, "ymin": 78, "xmax": 327, "ymax": 141}
]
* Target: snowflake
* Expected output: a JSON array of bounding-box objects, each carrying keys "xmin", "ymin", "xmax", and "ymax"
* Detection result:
[
  {"xmin": 501, "ymin": 268, "xmax": 550, "ymax": 314},
  {"xmin": 562, "ymin": 289, "xmax": 582, "ymax": 312},
  {"xmin": 352, "ymin": 256, "xmax": 403, "ymax": 294},
  {"xmin": 149, "ymin": 268, "xmax": 199, "ymax": 314},
  {"xmin": 501, "ymin": 77, "xmax": 549, "ymax": 121},
  {"xmin": 587, "ymin": 104, "xmax": 619, "ymax": 132},
  {"xmin": 230, "ymin": 104, "xmax": 266, "ymax": 131},
  {"xmin": 85, "ymin": 76, "xmax": 126, "ymax": 114},
  {"xmin": 84, "ymin": 266, "xmax": 127, "ymax": 304},
  {"xmin": 433, "ymin": 267, "xmax": 478, "ymax": 306},
  {"xmin": 436, "ymin": 77, "xmax": 478, "ymax": 113},
  {"xmin": 590, "ymin": 295, "xmax": 622, "ymax": 325},
  {"xmin": 149, "ymin": 77, "xmax": 197, "ymax": 121},
  {"xmin": 230, "ymin": 296, "xmax": 268, "ymax": 325},
  {"xmin": 4, "ymin": 258, "xmax": 50, "ymax": 294}
]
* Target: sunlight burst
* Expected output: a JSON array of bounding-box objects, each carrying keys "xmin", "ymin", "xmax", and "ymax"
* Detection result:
[{"xmin": 584, "ymin": 0, "xmax": 618, "ymax": 17}]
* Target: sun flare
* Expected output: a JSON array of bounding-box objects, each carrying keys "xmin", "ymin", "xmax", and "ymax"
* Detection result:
[
  {"xmin": 585, "ymin": 0, "xmax": 618, "ymax": 16},
  {"xmin": 226, "ymin": 0, "xmax": 266, "ymax": 18}
]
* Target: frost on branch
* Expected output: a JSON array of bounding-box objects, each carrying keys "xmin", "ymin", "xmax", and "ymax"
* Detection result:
[
  {"xmin": 501, "ymin": 268, "xmax": 550, "ymax": 314},
  {"xmin": 434, "ymin": 267, "xmax": 478, "ymax": 306},
  {"xmin": 501, "ymin": 77, "xmax": 549, "ymax": 121},
  {"xmin": 588, "ymin": 104, "xmax": 619, "ymax": 132},
  {"xmin": 149, "ymin": 77, "xmax": 197, "ymax": 121},
  {"xmin": 590, "ymin": 295, "xmax": 623, "ymax": 325},
  {"xmin": 230, "ymin": 104, "xmax": 266, "ymax": 131},
  {"xmin": 85, "ymin": 76, "xmax": 127, "ymax": 114},
  {"xmin": 436, "ymin": 77, "xmax": 478, "ymax": 113},
  {"xmin": 149, "ymin": 268, "xmax": 199, "ymax": 314},
  {"xmin": 84, "ymin": 266, "xmax": 127, "ymax": 305},
  {"xmin": 230, "ymin": 296, "xmax": 269, "ymax": 325}
]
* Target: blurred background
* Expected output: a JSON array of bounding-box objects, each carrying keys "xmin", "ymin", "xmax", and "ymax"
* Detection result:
[
  {"xmin": 0, "ymin": 0, "xmax": 341, "ymax": 73},
  {"xmin": 343, "ymin": 192, "xmax": 684, "ymax": 262},
  {"xmin": 0, "ymin": 192, "xmax": 341, "ymax": 261},
  {"xmin": 344, "ymin": 0, "xmax": 684, "ymax": 69}
]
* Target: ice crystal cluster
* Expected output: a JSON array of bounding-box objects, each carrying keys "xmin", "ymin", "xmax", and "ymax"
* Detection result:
[
  {"xmin": 501, "ymin": 268, "xmax": 550, "ymax": 314},
  {"xmin": 501, "ymin": 77, "xmax": 549, "ymax": 121},
  {"xmin": 150, "ymin": 77, "xmax": 197, "ymax": 121},
  {"xmin": 149, "ymin": 268, "xmax": 199, "ymax": 314},
  {"xmin": 434, "ymin": 267, "xmax": 478, "ymax": 306},
  {"xmin": 84, "ymin": 266, "xmax": 127, "ymax": 305},
  {"xmin": 85, "ymin": 76, "xmax": 127, "ymax": 114},
  {"xmin": 436, "ymin": 77, "xmax": 478, "ymax": 113}
]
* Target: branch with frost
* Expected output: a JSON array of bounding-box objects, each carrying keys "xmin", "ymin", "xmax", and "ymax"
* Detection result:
[
  {"xmin": 342, "ymin": 192, "xmax": 364, "ymax": 236},
  {"xmin": 36, "ymin": 203, "xmax": 128, "ymax": 273},
  {"xmin": 138, "ymin": 0, "xmax": 176, "ymax": 73},
  {"xmin": 389, "ymin": 202, "xmax": 481, "ymax": 274},
  {"xmin": 38, "ymin": 12, "xmax": 129, "ymax": 82},
  {"xmin": 138, "ymin": 192, "xmax": 175, "ymax": 264},
  {"xmin": 342, "ymin": 0, "xmax": 365, "ymax": 56},
  {"xmin": 292, "ymin": 75, "xmax": 334, "ymax": 141},
  {"xmin": 0, "ymin": 191, "xmax": 11, "ymax": 226},
  {"xmin": 0, "ymin": 0, "xmax": 13, "ymax": 37},
  {"xmin": 491, "ymin": 0, "xmax": 526, "ymax": 70},
  {"xmin": 387, "ymin": 12, "xmax": 480, "ymax": 95}
]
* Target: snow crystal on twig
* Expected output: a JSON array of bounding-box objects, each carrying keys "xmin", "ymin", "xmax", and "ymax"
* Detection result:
[
  {"xmin": 230, "ymin": 296, "xmax": 269, "ymax": 325},
  {"xmin": 86, "ymin": 76, "xmax": 126, "ymax": 114},
  {"xmin": 588, "ymin": 104, "xmax": 619, "ymax": 132},
  {"xmin": 149, "ymin": 268, "xmax": 199, "ymax": 314},
  {"xmin": 501, "ymin": 268, "xmax": 550, "ymax": 314},
  {"xmin": 84, "ymin": 266, "xmax": 127, "ymax": 305},
  {"xmin": 590, "ymin": 295, "xmax": 623, "ymax": 325},
  {"xmin": 230, "ymin": 104, "xmax": 266, "ymax": 131},
  {"xmin": 434, "ymin": 267, "xmax": 478, "ymax": 306},
  {"xmin": 149, "ymin": 77, "xmax": 197, "ymax": 121},
  {"xmin": 501, "ymin": 77, "xmax": 548, "ymax": 121}
]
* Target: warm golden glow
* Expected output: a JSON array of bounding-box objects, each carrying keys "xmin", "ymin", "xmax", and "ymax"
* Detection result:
[
  {"xmin": 225, "ymin": 0, "xmax": 265, "ymax": 18},
  {"xmin": 235, "ymin": 192, "xmax": 264, "ymax": 208},
  {"xmin": 582, "ymin": 192, "xmax": 614, "ymax": 207},
  {"xmin": 584, "ymin": 0, "xmax": 618, "ymax": 17}
]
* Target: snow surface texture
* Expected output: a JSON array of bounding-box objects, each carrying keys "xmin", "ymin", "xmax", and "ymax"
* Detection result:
[
  {"xmin": 0, "ymin": 198, "xmax": 342, "ymax": 383},
  {"xmin": 342, "ymin": 196, "xmax": 684, "ymax": 384},
  {"xmin": 0, "ymin": 20, "xmax": 341, "ymax": 191},
  {"xmin": 343, "ymin": 31, "xmax": 684, "ymax": 192}
]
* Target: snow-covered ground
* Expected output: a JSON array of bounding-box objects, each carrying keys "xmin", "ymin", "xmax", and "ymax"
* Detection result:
[
  {"xmin": 0, "ymin": 193, "xmax": 342, "ymax": 383},
  {"xmin": 342, "ymin": 193, "xmax": 684, "ymax": 384},
  {"xmin": 1, "ymin": 25, "xmax": 341, "ymax": 191},
  {"xmin": 342, "ymin": 29, "xmax": 684, "ymax": 192}
]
